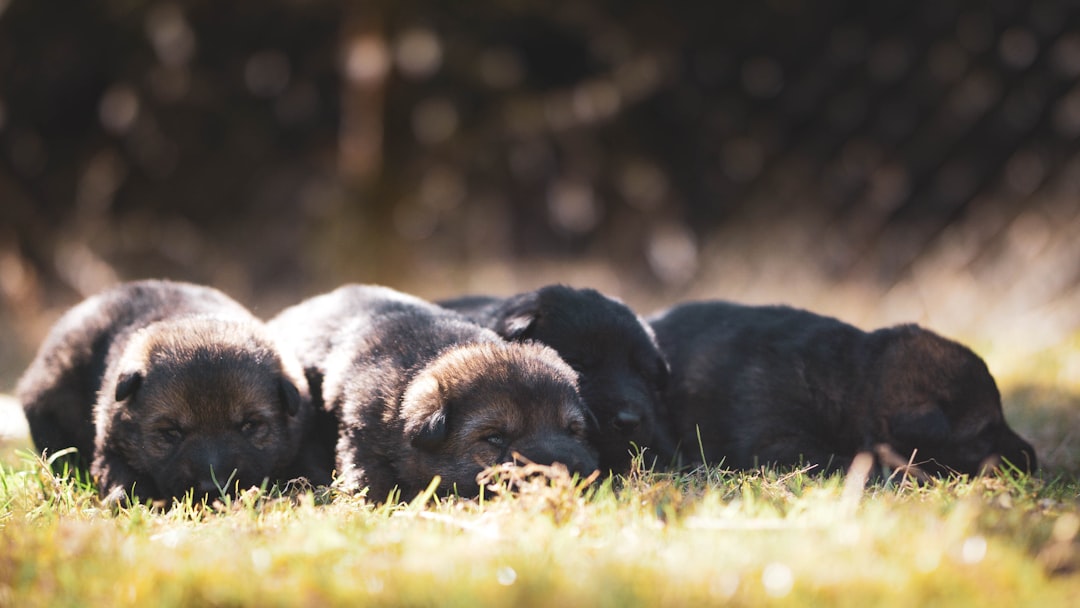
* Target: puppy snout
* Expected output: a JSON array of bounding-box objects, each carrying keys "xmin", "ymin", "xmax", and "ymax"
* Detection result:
[
  {"xmin": 996, "ymin": 447, "xmax": 1038, "ymax": 474},
  {"xmin": 997, "ymin": 431, "xmax": 1038, "ymax": 473},
  {"xmin": 978, "ymin": 453, "xmax": 1002, "ymax": 474},
  {"xmin": 612, "ymin": 410, "xmax": 642, "ymax": 436},
  {"xmin": 558, "ymin": 451, "xmax": 599, "ymax": 478},
  {"xmin": 1020, "ymin": 448, "xmax": 1037, "ymax": 472},
  {"xmin": 182, "ymin": 441, "xmax": 242, "ymax": 498},
  {"xmin": 516, "ymin": 441, "xmax": 599, "ymax": 478}
]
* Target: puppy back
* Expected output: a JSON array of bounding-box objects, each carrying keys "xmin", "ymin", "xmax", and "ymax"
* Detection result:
[{"xmin": 17, "ymin": 280, "xmax": 254, "ymax": 406}]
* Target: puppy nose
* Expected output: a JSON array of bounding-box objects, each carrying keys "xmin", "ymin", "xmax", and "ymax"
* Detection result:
[
  {"xmin": 612, "ymin": 410, "xmax": 642, "ymax": 435},
  {"xmin": 1022, "ymin": 449, "xmax": 1038, "ymax": 472},
  {"xmin": 516, "ymin": 441, "xmax": 599, "ymax": 478},
  {"xmin": 1000, "ymin": 448, "xmax": 1037, "ymax": 473},
  {"xmin": 550, "ymin": 450, "xmax": 599, "ymax": 479},
  {"xmin": 978, "ymin": 453, "xmax": 1002, "ymax": 474}
]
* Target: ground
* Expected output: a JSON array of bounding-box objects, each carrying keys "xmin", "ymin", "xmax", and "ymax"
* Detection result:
[{"xmin": 1, "ymin": 361, "xmax": 1078, "ymax": 606}]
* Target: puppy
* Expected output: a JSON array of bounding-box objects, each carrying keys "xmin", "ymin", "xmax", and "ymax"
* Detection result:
[
  {"xmin": 269, "ymin": 285, "xmax": 599, "ymax": 502},
  {"xmin": 16, "ymin": 280, "xmax": 318, "ymax": 503},
  {"xmin": 649, "ymin": 301, "xmax": 1037, "ymax": 477},
  {"xmin": 440, "ymin": 285, "xmax": 674, "ymax": 473}
]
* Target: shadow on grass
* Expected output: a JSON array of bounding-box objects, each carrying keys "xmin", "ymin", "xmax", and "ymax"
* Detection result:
[{"xmin": 1005, "ymin": 384, "xmax": 1080, "ymax": 476}]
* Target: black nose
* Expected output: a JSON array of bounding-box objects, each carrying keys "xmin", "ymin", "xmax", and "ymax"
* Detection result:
[
  {"xmin": 1005, "ymin": 447, "xmax": 1038, "ymax": 473},
  {"xmin": 612, "ymin": 410, "xmax": 642, "ymax": 436},
  {"xmin": 515, "ymin": 440, "xmax": 599, "ymax": 478},
  {"xmin": 548, "ymin": 451, "xmax": 599, "ymax": 478},
  {"xmin": 998, "ymin": 431, "xmax": 1038, "ymax": 473}
]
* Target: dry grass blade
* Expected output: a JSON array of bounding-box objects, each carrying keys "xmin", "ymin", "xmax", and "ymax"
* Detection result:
[
  {"xmin": 475, "ymin": 453, "xmax": 600, "ymax": 522},
  {"xmin": 874, "ymin": 443, "xmax": 933, "ymax": 484}
]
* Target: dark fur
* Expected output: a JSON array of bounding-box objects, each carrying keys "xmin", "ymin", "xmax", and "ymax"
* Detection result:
[
  {"xmin": 16, "ymin": 280, "xmax": 320, "ymax": 503},
  {"xmin": 440, "ymin": 285, "xmax": 674, "ymax": 473},
  {"xmin": 649, "ymin": 301, "xmax": 1037, "ymax": 477},
  {"xmin": 270, "ymin": 284, "xmax": 598, "ymax": 502}
]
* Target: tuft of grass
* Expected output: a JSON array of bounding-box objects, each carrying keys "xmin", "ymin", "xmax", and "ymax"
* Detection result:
[
  {"xmin": 1, "ymin": 444, "xmax": 1078, "ymax": 607},
  {"xmin": 2, "ymin": 370, "xmax": 1078, "ymax": 607}
]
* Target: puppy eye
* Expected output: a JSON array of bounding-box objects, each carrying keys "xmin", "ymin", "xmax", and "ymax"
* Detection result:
[
  {"xmin": 160, "ymin": 426, "xmax": 184, "ymax": 443},
  {"xmin": 484, "ymin": 433, "xmax": 506, "ymax": 447},
  {"xmin": 239, "ymin": 418, "xmax": 262, "ymax": 435}
]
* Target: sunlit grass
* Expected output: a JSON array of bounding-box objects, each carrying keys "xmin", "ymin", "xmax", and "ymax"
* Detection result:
[
  {"xmin": 1, "ymin": 438, "xmax": 1078, "ymax": 607},
  {"xmin": 2, "ymin": 331, "xmax": 1078, "ymax": 607}
]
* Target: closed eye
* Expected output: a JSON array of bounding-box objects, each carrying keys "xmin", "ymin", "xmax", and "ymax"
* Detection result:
[
  {"xmin": 566, "ymin": 419, "xmax": 586, "ymax": 438},
  {"xmin": 631, "ymin": 353, "xmax": 669, "ymax": 390},
  {"xmin": 968, "ymin": 421, "xmax": 998, "ymax": 445},
  {"xmin": 159, "ymin": 425, "xmax": 184, "ymax": 443},
  {"xmin": 560, "ymin": 356, "xmax": 583, "ymax": 373},
  {"xmin": 239, "ymin": 417, "xmax": 262, "ymax": 435}
]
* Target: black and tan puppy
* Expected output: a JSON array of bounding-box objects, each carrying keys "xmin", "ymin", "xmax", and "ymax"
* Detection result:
[
  {"xmin": 440, "ymin": 285, "xmax": 674, "ymax": 473},
  {"xmin": 269, "ymin": 285, "xmax": 599, "ymax": 502},
  {"xmin": 16, "ymin": 280, "xmax": 318, "ymax": 503},
  {"xmin": 649, "ymin": 301, "xmax": 1037, "ymax": 477}
]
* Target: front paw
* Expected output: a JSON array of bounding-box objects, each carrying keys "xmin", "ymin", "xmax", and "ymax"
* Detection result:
[
  {"xmin": 872, "ymin": 443, "xmax": 931, "ymax": 482},
  {"xmin": 101, "ymin": 484, "xmax": 131, "ymax": 509}
]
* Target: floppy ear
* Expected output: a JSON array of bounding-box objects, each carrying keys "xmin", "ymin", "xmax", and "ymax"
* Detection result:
[
  {"xmin": 655, "ymin": 356, "xmax": 671, "ymax": 391},
  {"xmin": 887, "ymin": 407, "xmax": 952, "ymax": 444},
  {"xmin": 279, "ymin": 377, "xmax": 302, "ymax": 416},
  {"xmin": 401, "ymin": 374, "xmax": 451, "ymax": 451},
  {"xmin": 409, "ymin": 410, "xmax": 448, "ymax": 451},
  {"xmin": 496, "ymin": 292, "xmax": 539, "ymax": 340},
  {"xmin": 303, "ymin": 367, "xmax": 324, "ymax": 410},
  {"xmin": 115, "ymin": 371, "xmax": 142, "ymax": 402}
]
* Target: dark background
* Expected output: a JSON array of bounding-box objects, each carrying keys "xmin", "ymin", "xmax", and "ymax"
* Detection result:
[{"xmin": 2, "ymin": 0, "xmax": 1080, "ymax": 389}]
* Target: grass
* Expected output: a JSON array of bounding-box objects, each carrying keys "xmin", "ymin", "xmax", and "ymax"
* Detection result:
[
  {"xmin": 2, "ymin": 333, "xmax": 1079, "ymax": 607},
  {"xmin": 1, "ymin": 421, "xmax": 1078, "ymax": 607}
]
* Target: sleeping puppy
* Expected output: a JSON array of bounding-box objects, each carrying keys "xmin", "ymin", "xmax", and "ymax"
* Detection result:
[
  {"xmin": 440, "ymin": 285, "xmax": 674, "ymax": 473},
  {"xmin": 269, "ymin": 285, "xmax": 598, "ymax": 502},
  {"xmin": 649, "ymin": 301, "xmax": 1037, "ymax": 477},
  {"xmin": 16, "ymin": 280, "xmax": 318, "ymax": 504}
]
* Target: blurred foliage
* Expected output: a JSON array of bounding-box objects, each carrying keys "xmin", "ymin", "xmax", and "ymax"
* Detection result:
[{"xmin": 1, "ymin": 0, "xmax": 1080, "ymax": 385}]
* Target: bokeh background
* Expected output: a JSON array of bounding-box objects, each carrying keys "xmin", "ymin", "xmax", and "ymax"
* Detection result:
[{"xmin": 2, "ymin": 0, "xmax": 1079, "ymax": 467}]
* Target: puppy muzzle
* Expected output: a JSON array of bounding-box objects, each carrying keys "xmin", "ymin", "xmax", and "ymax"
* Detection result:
[{"xmin": 513, "ymin": 435, "xmax": 599, "ymax": 478}]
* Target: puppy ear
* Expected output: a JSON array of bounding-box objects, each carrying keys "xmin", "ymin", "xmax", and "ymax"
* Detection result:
[
  {"xmin": 409, "ymin": 410, "xmax": 448, "ymax": 451},
  {"xmin": 303, "ymin": 367, "xmax": 324, "ymax": 410},
  {"xmin": 401, "ymin": 374, "xmax": 451, "ymax": 451},
  {"xmin": 279, "ymin": 377, "xmax": 302, "ymax": 416},
  {"xmin": 655, "ymin": 356, "xmax": 671, "ymax": 391},
  {"xmin": 496, "ymin": 292, "xmax": 539, "ymax": 340},
  {"xmin": 887, "ymin": 407, "xmax": 951, "ymax": 444},
  {"xmin": 115, "ymin": 371, "xmax": 142, "ymax": 402}
]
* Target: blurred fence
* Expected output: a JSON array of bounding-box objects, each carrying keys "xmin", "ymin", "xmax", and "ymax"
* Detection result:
[{"xmin": 1, "ymin": 0, "xmax": 1079, "ymax": 385}]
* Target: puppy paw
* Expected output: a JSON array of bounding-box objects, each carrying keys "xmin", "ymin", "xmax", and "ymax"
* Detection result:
[
  {"xmin": 873, "ymin": 443, "xmax": 932, "ymax": 482},
  {"xmin": 101, "ymin": 485, "xmax": 130, "ymax": 509}
]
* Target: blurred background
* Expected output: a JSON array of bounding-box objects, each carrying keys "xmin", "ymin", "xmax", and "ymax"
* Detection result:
[{"xmin": 1, "ymin": 0, "xmax": 1079, "ymax": 466}]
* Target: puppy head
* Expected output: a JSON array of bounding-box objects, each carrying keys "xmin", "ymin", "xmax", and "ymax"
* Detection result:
[
  {"xmin": 102, "ymin": 317, "xmax": 311, "ymax": 500},
  {"xmin": 872, "ymin": 325, "xmax": 1036, "ymax": 475},
  {"xmin": 493, "ymin": 285, "xmax": 669, "ymax": 472},
  {"xmin": 398, "ymin": 340, "xmax": 598, "ymax": 498}
]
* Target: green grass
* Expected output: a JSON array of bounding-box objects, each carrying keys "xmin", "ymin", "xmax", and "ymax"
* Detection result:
[
  {"xmin": 2, "ymin": 342, "xmax": 1079, "ymax": 607},
  {"xmin": 1, "ymin": 423, "xmax": 1078, "ymax": 607}
]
